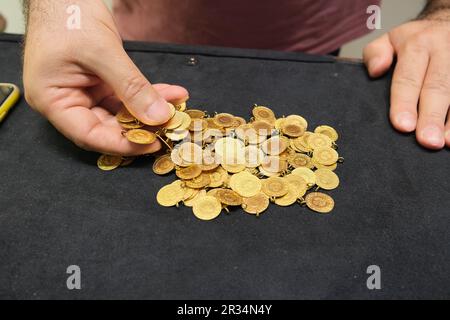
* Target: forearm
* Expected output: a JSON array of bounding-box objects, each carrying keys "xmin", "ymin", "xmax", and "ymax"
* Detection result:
[{"xmin": 418, "ymin": 0, "xmax": 450, "ymax": 20}]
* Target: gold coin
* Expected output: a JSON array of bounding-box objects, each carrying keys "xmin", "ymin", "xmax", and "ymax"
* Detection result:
[
  {"xmin": 166, "ymin": 130, "xmax": 189, "ymax": 141},
  {"xmin": 260, "ymin": 136, "xmax": 289, "ymax": 155},
  {"xmin": 176, "ymin": 112, "xmax": 192, "ymax": 131},
  {"xmin": 120, "ymin": 156, "xmax": 136, "ymax": 167},
  {"xmin": 192, "ymin": 196, "xmax": 222, "ymax": 221},
  {"xmin": 183, "ymin": 189, "xmax": 206, "ymax": 207},
  {"xmin": 244, "ymin": 145, "xmax": 265, "ymax": 168},
  {"xmin": 214, "ymin": 137, "xmax": 245, "ymax": 160},
  {"xmin": 153, "ymin": 154, "xmax": 175, "ymax": 175},
  {"xmin": 313, "ymin": 147, "xmax": 338, "ymax": 166},
  {"xmin": 284, "ymin": 174, "xmax": 308, "ymax": 198},
  {"xmin": 229, "ymin": 171, "xmax": 262, "ymax": 198},
  {"xmin": 312, "ymin": 158, "xmax": 337, "ymax": 171},
  {"xmin": 288, "ymin": 153, "xmax": 314, "ymax": 169},
  {"xmin": 307, "ymin": 133, "xmax": 332, "ymax": 150},
  {"xmin": 184, "ymin": 189, "xmax": 206, "ymax": 207},
  {"xmin": 156, "ymin": 182, "xmax": 185, "ymax": 207},
  {"xmin": 292, "ymin": 132, "xmax": 312, "ymax": 152},
  {"xmin": 213, "ymin": 113, "xmax": 235, "ymax": 128},
  {"xmin": 185, "ymin": 173, "xmax": 211, "ymax": 189},
  {"xmin": 163, "ymin": 111, "xmax": 185, "ymax": 130},
  {"xmin": 126, "ymin": 129, "xmax": 157, "ymax": 145},
  {"xmin": 167, "ymin": 103, "xmax": 176, "ymax": 119},
  {"xmin": 281, "ymin": 121, "xmax": 306, "ymax": 138},
  {"xmin": 275, "ymin": 185, "xmax": 299, "ymax": 206},
  {"xmin": 116, "ymin": 108, "xmax": 136, "ymax": 123},
  {"xmin": 258, "ymin": 166, "xmax": 279, "ymax": 177},
  {"xmin": 274, "ymin": 118, "xmax": 286, "ymax": 131},
  {"xmin": 261, "ymin": 156, "xmax": 288, "ymax": 174},
  {"xmin": 253, "ymin": 106, "xmax": 276, "ymax": 122},
  {"xmin": 171, "ymin": 147, "xmax": 189, "ymax": 167},
  {"xmin": 315, "ymin": 125, "xmax": 339, "ymax": 142},
  {"xmin": 182, "ymin": 187, "xmax": 198, "ymax": 201},
  {"xmin": 232, "ymin": 117, "xmax": 247, "ymax": 127},
  {"xmin": 185, "ymin": 109, "xmax": 206, "ymax": 119},
  {"xmin": 176, "ymin": 164, "xmax": 202, "ymax": 180},
  {"xmin": 97, "ymin": 154, "xmax": 122, "ymax": 171},
  {"xmin": 179, "ymin": 142, "xmax": 203, "ymax": 164},
  {"xmin": 262, "ymin": 176, "xmax": 289, "ymax": 197},
  {"xmin": 208, "ymin": 167, "xmax": 228, "ymax": 188},
  {"xmin": 205, "ymin": 118, "xmax": 223, "ymax": 130},
  {"xmin": 314, "ymin": 169, "xmax": 340, "ymax": 190},
  {"xmin": 216, "ymin": 189, "xmax": 243, "ymax": 206},
  {"xmin": 291, "ymin": 167, "xmax": 316, "ymax": 186},
  {"xmin": 175, "ymin": 102, "xmax": 187, "ymax": 112},
  {"xmin": 285, "ymin": 115, "xmax": 308, "ymax": 129},
  {"xmin": 251, "ymin": 120, "xmax": 273, "ymax": 135},
  {"xmin": 120, "ymin": 122, "xmax": 145, "ymax": 129},
  {"xmin": 189, "ymin": 119, "xmax": 208, "ymax": 132},
  {"xmin": 221, "ymin": 163, "xmax": 246, "ymax": 174},
  {"xmin": 305, "ymin": 192, "xmax": 334, "ymax": 213},
  {"xmin": 242, "ymin": 193, "xmax": 270, "ymax": 215}
]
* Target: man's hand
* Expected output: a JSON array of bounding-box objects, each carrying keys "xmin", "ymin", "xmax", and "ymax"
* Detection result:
[
  {"xmin": 23, "ymin": 0, "xmax": 188, "ymax": 156},
  {"xmin": 363, "ymin": 2, "xmax": 450, "ymax": 150}
]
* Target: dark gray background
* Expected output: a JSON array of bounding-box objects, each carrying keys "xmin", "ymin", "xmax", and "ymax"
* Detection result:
[{"xmin": 0, "ymin": 34, "xmax": 449, "ymax": 299}]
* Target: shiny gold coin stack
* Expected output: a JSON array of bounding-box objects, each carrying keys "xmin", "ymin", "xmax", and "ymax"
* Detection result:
[{"xmin": 98, "ymin": 102, "xmax": 343, "ymax": 220}]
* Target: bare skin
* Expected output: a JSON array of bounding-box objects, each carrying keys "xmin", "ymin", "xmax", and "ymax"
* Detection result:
[
  {"xmin": 23, "ymin": 0, "xmax": 189, "ymax": 156},
  {"xmin": 364, "ymin": 0, "xmax": 450, "ymax": 149},
  {"xmin": 23, "ymin": 0, "xmax": 450, "ymax": 154}
]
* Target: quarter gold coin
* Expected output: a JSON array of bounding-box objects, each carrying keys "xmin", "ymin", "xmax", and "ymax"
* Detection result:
[
  {"xmin": 242, "ymin": 193, "xmax": 270, "ymax": 215},
  {"xmin": 192, "ymin": 196, "xmax": 222, "ymax": 221},
  {"xmin": 156, "ymin": 182, "xmax": 185, "ymax": 207},
  {"xmin": 229, "ymin": 172, "xmax": 262, "ymax": 197},
  {"xmin": 184, "ymin": 189, "xmax": 206, "ymax": 207},
  {"xmin": 305, "ymin": 192, "xmax": 334, "ymax": 213},
  {"xmin": 116, "ymin": 108, "xmax": 136, "ymax": 123},
  {"xmin": 307, "ymin": 133, "xmax": 332, "ymax": 150},
  {"xmin": 262, "ymin": 176, "xmax": 289, "ymax": 197},
  {"xmin": 315, "ymin": 125, "xmax": 339, "ymax": 142},
  {"xmin": 275, "ymin": 185, "xmax": 299, "ymax": 206},
  {"xmin": 313, "ymin": 147, "xmax": 339, "ymax": 166},
  {"xmin": 97, "ymin": 154, "xmax": 123, "ymax": 171},
  {"xmin": 288, "ymin": 153, "xmax": 314, "ymax": 169},
  {"xmin": 216, "ymin": 189, "xmax": 243, "ymax": 206},
  {"xmin": 284, "ymin": 174, "xmax": 308, "ymax": 198},
  {"xmin": 281, "ymin": 121, "xmax": 305, "ymax": 137},
  {"xmin": 126, "ymin": 129, "xmax": 157, "ymax": 145},
  {"xmin": 314, "ymin": 169, "xmax": 340, "ymax": 190},
  {"xmin": 213, "ymin": 113, "xmax": 235, "ymax": 128},
  {"xmin": 185, "ymin": 109, "xmax": 206, "ymax": 119},
  {"xmin": 166, "ymin": 130, "xmax": 189, "ymax": 141},
  {"xmin": 176, "ymin": 164, "xmax": 202, "ymax": 180},
  {"xmin": 164, "ymin": 111, "xmax": 184, "ymax": 130},
  {"xmin": 185, "ymin": 173, "xmax": 211, "ymax": 189},
  {"xmin": 153, "ymin": 154, "xmax": 175, "ymax": 175},
  {"xmin": 253, "ymin": 106, "xmax": 276, "ymax": 122},
  {"xmin": 291, "ymin": 167, "xmax": 316, "ymax": 186},
  {"xmin": 260, "ymin": 136, "xmax": 289, "ymax": 155}
]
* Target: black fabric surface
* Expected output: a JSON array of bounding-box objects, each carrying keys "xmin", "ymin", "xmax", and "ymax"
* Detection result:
[{"xmin": 0, "ymin": 34, "xmax": 449, "ymax": 300}]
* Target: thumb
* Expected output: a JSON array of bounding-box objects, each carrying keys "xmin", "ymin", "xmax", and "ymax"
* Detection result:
[
  {"xmin": 363, "ymin": 33, "xmax": 395, "ymax": 78},
  {"xmin": 86, "ymin": 45, "xmax": 172, "ymax": 126}
]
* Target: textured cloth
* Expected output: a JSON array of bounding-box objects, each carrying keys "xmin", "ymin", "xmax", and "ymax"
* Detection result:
[
  {"xmin": 0, "ymin": 34, "xmax": 449, "ymax": 299},
  {"xmin": 113, "ymin": 0, "xmax": 380, "ymax": 54}
]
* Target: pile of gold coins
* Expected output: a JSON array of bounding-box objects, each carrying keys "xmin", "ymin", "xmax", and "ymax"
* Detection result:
[{"xmin": 97, "ymin": 102, "xmax": 342, "ymax": 221}]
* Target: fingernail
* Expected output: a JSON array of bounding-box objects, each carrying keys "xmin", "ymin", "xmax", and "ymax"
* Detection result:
[
  {"xmin": 146, "ymin": 99, "xmax": 171, "ymax": 124},
  {"xmin": 445, "ymin": 130, "xmax": 450, "ymax": 141},
  {"xmin": 421, "ymin": 125, "xmax": 445, "ymax": 148},
  {"xmin": 396, "ymin": 112, "xmax": 416, "ymax": 131}
]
